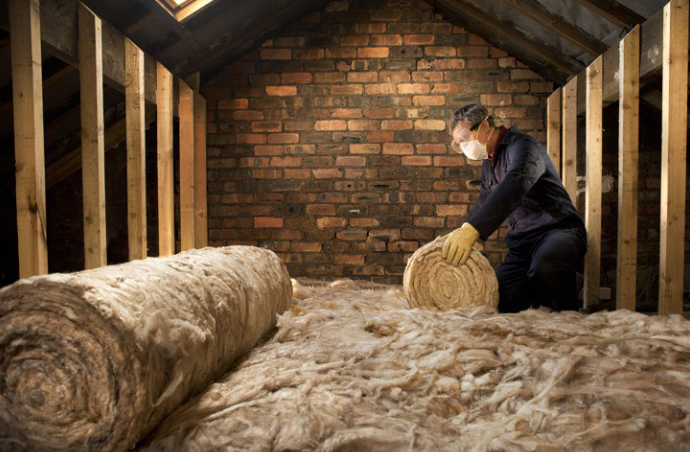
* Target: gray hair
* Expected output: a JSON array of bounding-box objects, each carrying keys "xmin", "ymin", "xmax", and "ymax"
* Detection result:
[{"xmin": 450, "ymin": 104, "xmax": 494, "ymax": 132}]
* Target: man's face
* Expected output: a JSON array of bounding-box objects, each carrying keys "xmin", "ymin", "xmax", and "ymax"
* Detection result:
[{"xmin": 450, "ymin": 121, "xmax": 476, "ymax": 154}]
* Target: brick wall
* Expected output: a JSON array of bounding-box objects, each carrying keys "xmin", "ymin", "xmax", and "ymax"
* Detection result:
[{"xmin": 202, "ymin": 0, "xmax": 552, "ymax": 284}]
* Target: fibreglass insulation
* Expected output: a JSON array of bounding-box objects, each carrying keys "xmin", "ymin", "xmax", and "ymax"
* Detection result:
[
  {"xmin": 139, "ymin": 279, "xmax": 690, "ymax": 452},
  {"xmin": 0, "ymin": 246, "xmax": 292, "ymax": 452},
  {"xmin": 404, "ymin": 237, "xmax": 499, "ymax": 311}
]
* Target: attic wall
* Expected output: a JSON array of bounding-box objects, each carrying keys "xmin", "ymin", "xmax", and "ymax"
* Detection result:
[{"xmin": 202, "ymin": 0, "xmax": 552, "ymax": 284}]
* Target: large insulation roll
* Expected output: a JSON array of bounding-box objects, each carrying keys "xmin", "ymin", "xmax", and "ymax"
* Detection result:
[
  {"xmin": 404, "ymin": 236, "xmax": 499, "ymax": 310},
  {"xmin": 0, "ymin": 246, "xmax": 292, "ymax": 452}
]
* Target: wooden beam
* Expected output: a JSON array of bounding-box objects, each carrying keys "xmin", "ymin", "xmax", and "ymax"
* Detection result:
[
  {"xmin": 659, "ymin": 0, "xmax": 688, "ymax": 316},
  {"xmin": 547, "ymin": 88, "xmax": 562, "ymax": 175},
  {"xmin": 570, "ymin": 0, "xmax": 646, "ymax": 29},
  {"xmin": 561, "ymin": 76, "xmax": 578, "ymax": 206},
  {"xmin": 157, "ymin": 62, "xmax": 175, "ymax": 256},
  {"xmin": 185, "ymin": 72, "xmax": 200, "ymax": 91},
  {"xmin": 78, "ymin": 3, "xmax": 107, "ymax": 269},
  {"xmin": 0, "ymin": 0, "xmax": 157, "ymax": 104},
  {"xmin": 409, "ymin": 0, "xmax": 582, "ymax": 81},
  {"xmin": 193, "ymin": 91, "xmax": 207, "ymax": 248},
  {"xmin": 584, "ymin": 56, "xmax": 603, "ymax": 310},
  {"xmin": 616, "ymin": 26, "xmax": 640, "ymax": 312},
  {"xmin": 179, "ymin": 79, "xmax": 195, "ymax": 251},
  {"xmin": 493, "ymin": 0, "xmax": 608, "ymax": 56},
  {"xmin": 9, "ymin": 0, "xmax": 48, "ymax": 278},
  {"xmin": 125, "ymin": 38, "xmax": 147, "ymax": 261}
]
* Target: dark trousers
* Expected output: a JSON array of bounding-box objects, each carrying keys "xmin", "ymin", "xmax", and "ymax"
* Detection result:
[{"xmin": 496, "ymin": 226, "xmax": 586, "ymax": 313}]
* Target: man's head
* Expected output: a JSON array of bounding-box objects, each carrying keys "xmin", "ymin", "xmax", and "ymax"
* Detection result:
[{"xmin": 449, "ymin": 104, "xmax": 495, "ymax": 158}]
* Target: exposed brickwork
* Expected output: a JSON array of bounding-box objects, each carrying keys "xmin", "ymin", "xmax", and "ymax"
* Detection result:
[{"xmin": 203, "ymin": 0, "xmax": 551, "ymax": 283}]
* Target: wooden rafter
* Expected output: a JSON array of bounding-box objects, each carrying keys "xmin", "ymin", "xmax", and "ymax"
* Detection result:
[
  {"xmin": 426, "ymin": 0, "xmax": 582, "ymax": 83},
  {"xmin": 570, "ymin": 0, "xmax": 646, "ymax": 29},
  {"xmin": 494, "ymin": 0, "xmax": 608, "ymax": 56}
]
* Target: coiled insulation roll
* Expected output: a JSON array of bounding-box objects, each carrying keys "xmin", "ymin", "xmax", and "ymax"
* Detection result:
[
  {"xmin": 0, "ymin": 246, "xmax": 292, "ymax": 452},
  {"xmin": 403, "ymin": 237, "xmax": 499, "ymax": 311}
]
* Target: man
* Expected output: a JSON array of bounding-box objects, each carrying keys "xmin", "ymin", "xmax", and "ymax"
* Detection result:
[{"xmin": 442, "ymin": 104, "xmax": 586, "ymax": 313}]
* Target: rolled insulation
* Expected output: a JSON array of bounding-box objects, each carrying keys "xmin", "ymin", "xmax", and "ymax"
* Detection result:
[
  {"xmin": 403, "ymin": 236, "xmax": 499, "ymax": 310},
  {"xmin": 0, "ymin": 246, "xmax": 291, "ymax": 452}
]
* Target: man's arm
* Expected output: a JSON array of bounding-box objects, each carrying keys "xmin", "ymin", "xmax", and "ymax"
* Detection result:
[{"xmin": 466, "ymin": 137, "xmax": 545, "ymax": 240}]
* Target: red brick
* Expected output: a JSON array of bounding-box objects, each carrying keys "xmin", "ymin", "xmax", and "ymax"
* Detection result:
[
  {"xmin": 367, "ymin": 131, "xmax": 394, "ymax": 142},
  {"xmin": 240, "ymin": 157, "xmax": 270, "ymax": 168},
  {"xmin": 316, "ymin": 120, "xmax": 347, "ymax": 131},
  {"xmin": 336, "ymin": 156, "xmax": 366, "ymax": 166},
  {"xmin": 436, "ymin": 205, "xmax": 468, "ymax": 216},
  {"xmin": 267, "ymin": 133, "xmax": 300, "ymax": 144},
  {"xmin": 402, "ymin": 156, "xmax": 432, "ymax": 166},
  {"xmin": 332, "ymin": 108, "xmax": 363, "ymax": 119},
  {"xmin": 357, "ymin": 47, "xmax": 390, "ymax": 58},
  {"xmin": 383, "ymin": 143, "xmax": 414, "ymax": 155},
  {"xmin": 284, "ymin": 169, "xmax": 311, "ymax": 178},
  {"xmin": 493, "ymin": 107, "xmax": 528, "ymax": 118},
  {"xmin": 347, "ymin": 72, "xmax": 378, "ymax": 83},
  {"xmin": 306, "ymin": 204, "xmax": 336, "ymax": 215},
  {"xmin": 317, "ymin": 217, "xmax": 347, "ymax": 229},
  {"xmin": 260, "ymin": 49, "xmax": 292, "ymax": 60},
  {"xmin": 379, "ymin": 71, "xmax": 411, "ymax": 82},
  {"xmin": 222, "ymin": 194, "xmax": 253, "ymax": 203},
  {"xmin": 480, "ymin": 94, "xmax": 512, "ymax": 106},
  {"xmin": 335, "ymin": 254, "xmax": 365, "ymax": 265},
  {"xmin": 499, "ymin": 57, "xmax": 516, "ymax": 68},
  {"xmin": 271, "ymin": 156, "xmax": 301, "ymax": 167},
  {"xmin": 371, "ymin": 34, "xmax": 403, "ymax": 46},
  {"xmin": 511, "ymin": 69, "xmax": 541, "ymax": 80},
  {"xmin": 425, "ymin": 46, "xmax": 456, "ymax": 57},
  {"xmin": 266, "ymin": 86, "xmax": 297, "ymax": 96},
  {"xmin": 362, "ymin": 108, "xmax": 396, "ymax": 119},
  {"xmin": 398, "ymin": 83, "xmax": 430, "ymax": 94},
  {"xmin": 365, "ymin": 83, "xmax": 397, "ymax": 95},
  {"xmin": 350, "ymin": 218, "xmax": 380, "ymax": 227},
  {"xmin": 348, "ymin": 120, "xmax": 379, "ymax": 131},
  {"xmin": 413, "ymin": 95, "xmax": 445, "ymax": 106},
  {"xmin": 457, "ymin": 46, "xmax": 489, "ymax": 57},
  {"xmin": 292, "ymin": 242, "xmax": 322, "ymax": 252},
  {"xmin": 340, "ymin": 35, "xmax": 370, "ymax": 46},
  {"xmin": 251, "ymin": 121, "xmax": 282, "ymax": 132},
  {"xmin": 434, "ymin": 59, "xmax": 465, "ymax": 70},
  {"xmin": 286, "ymin": 144, "xmax": 316, "ymax": 155},
  {"xmin": 381, "ymin": 119, "xmax": 413, "ymax": 130},
  {"xmin": 233, "ymin": 110, "xmax": 264, "ymax": 120},
  {"xmin": 492, "ymin": 48, "xmax": 509, "ymax": 58},
  {"xmin": 431, "ymin": 83, "xmax": 463, "ymax": 94},
  {"xmin": 285, "ymin": 120, "xmax": 314, "ymax": 131},
  {"xmin": 330, "ymin": 84, "xmax": 363, "ymax": 95},
  {"xmin": 412, "ymin": 71, "xmax": 443, "ymax": 82},
  {"xmin": 350, "ymin": 143, "xmax": 381, "ymax": 154},
  {"xmin": 434, "ymin": 156, "xmax": 464, "ymax": 166},
  {"xmin": 254, "ymin": 145, "xmax": 284, "ymax": 156},
  {"xmin": 514, "ymin": 95, "xmax": 540, "ymax": 106},
  {"xmin": 281, "ymin": 72, "xmax": 313, "ymax": 84},
  {"xmin": 449, "ymin": 192, "xmax": 472, "ymax": 202},
  {"xmin": 237, "ymin": 134, "xmax": 266, "ymax": 144},
  {"xmin": 530, "ymin": 82, "xmax": 553, "ymax": 93},
  {"xmin": 497, "ymin": 81, "xmax": 530, "ymax": 93},
  {"xmin": 218, "ymin": 98, "xmax": 248, "ymax": 109},
  {"xmin": 312, "ymin": 168, "xmax": 343, "ymax": 178},
  {"xmin": 404, "ymin": 34, "xmax": 435, "ymax": 45},
  {"xmin": 294, "ymin": 48, "xmax": 324, "ymax": 59},
  {"xmin": 468, "ymin": 59, "xmax": 497, "ymax": 69},
  {"xmin": 355, "ymin": 23, "xmax": 386, "ymax": 33},
  {"xmin": 415, "ymin": 119, "xmax": 446, "ymax": 131},
  {"xmin": 254, "ymin": 217, "xmax": 283, "ymax": 228},
  {"xmin": 417, "ymin": 144, "xmax": 447, "ymax": 154},
  {"xmin": 253, "ymin": 169, "xmax": 282, "ymax": 179},
  {"xmin": 414, "ymin": 216, "xmax": 445, "ymax": 228},
  {"xmin": 325, "ymin": 48, "xmax": 357, "ymax": 58},
  {"xmin": 468, "ymin": 34, "xmax": 489, "ymax": 45},
  {"xmin": 417, "ymin": 192, "xmax": 448, "ymax": 203},
  {"xmin": 315, "ymin": 72, "xmax": 347, "ymax": 83},
  {"xmin": 388, "ymin": 241, "xmax": 419, "ymax": 252}
]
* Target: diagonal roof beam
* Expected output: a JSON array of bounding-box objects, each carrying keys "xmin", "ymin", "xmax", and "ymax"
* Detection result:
[
  {"xmin": 570, "ymin": 0, "xmax": 646, "ymax": 29},
  {"xmin": 494, "ymin": 0, "xmax": 608, "ymax": 56},
  {"xmin": 428, "ymin": 0, "xmax": 583, "ymax": 83}
]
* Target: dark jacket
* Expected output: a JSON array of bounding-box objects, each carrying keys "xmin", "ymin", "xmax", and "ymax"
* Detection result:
[{"xmin": 466, "ymin": 126, "xmax": 584, "ymax": 248}]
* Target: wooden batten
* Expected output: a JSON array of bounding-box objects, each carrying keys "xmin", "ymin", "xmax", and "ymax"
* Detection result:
[
  {"xmin": 125, "ymin": 38, "xmax": 147, "ymax": 261},
  {"xmin": 78, "ymin": 3, "xmax": 107, "ymax": 269},
  {"xmin": 561, "ymin": 76, "xmax": 578, "ymax": 206},
  {"xmin": 616, "ymin": 26, "xmax": 640, "ymax": 312},
  {"xmin": 157, "ymin": 63, "xmax": 175, "ymax": 257},
  {"xmin": 584, "ymin": 56, "xmax": 603, "ymax": 310},
  {"xmin": 194, "ymin": 92, "xmax": 208, "ymax": 248},
  {"xmin": 659, "ymin": 0, "xmax": 688, "ymax": 315},
  {"xmin": 9, "ymin": 0, "xmax": 48, "ymax": 278},
  {"xmin": 179, "ymin": 80, "xmax": 195, "ymax": 251},
  {"xmin": 547, "ymin": 88, "xmax": 562, "ymax": 175}
]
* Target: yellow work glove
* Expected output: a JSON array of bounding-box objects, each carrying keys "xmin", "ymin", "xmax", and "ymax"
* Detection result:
[{"xmin": 441, "ymin": 222, "xmax": 480, "ymax": 266}]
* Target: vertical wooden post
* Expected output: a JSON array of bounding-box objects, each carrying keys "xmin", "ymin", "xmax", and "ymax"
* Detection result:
[
  {"xmin": 659, "ymin": 0, "xmax": 689, "ymax": 315},
  {"xmin": 125, "ymin": 38, "xmax": 147, "ymax": 261},
  {"xmin": 616, "ymin": 26, "xmax": 640, "ymax": 311},
  {"xmin": 156, "ymin": 63, "xmax": 175, "ymax": 256},
  {"xmin": 79, "ymin": 4, "xmax": 107, "ymax": 269},
  {"xmin": 547, "ymin": 87, "xmax": 562, "ymax": 175},
  {"xmin": 194, "ymin": 92, "xmax": 208, "ymax": 248},
  {"xmin": 178, "ymin": 80, "xmax": 195, "ymax": 251},
  {"xmin": 561, "ymin": 76, "xmax": 578, "ymax": 206},
  {"xmin": 584, "ymin": 56, "xmax": 603, "ymax": 310},
  {"xmin": 9, "ymin": 0, "xmax": 48, "ymax": 278}
]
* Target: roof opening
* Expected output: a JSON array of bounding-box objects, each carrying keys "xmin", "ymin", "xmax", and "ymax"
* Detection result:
[{"xmin": 158, "ymin": 0, "xmax": 218, "ymax": 22}]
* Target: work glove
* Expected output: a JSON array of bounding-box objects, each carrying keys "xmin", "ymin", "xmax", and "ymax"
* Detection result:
[{"xmin": 441, "ymin": 222, "xmax": 480, "ymax": 266}]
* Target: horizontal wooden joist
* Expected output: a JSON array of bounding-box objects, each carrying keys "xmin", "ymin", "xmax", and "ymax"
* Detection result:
[
  {"xmin": 0, "ymin": 0, "xmax": 158, "ymax": 104},
  {"xmin": 570, "ymin": 0, "xmax": 646, "ymax": 29},
  {"xmin": 574, "ymin": 7, "xmax": 664, "ymax": 116}
]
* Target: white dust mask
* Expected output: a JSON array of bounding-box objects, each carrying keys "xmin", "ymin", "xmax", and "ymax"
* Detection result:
[{"xmin": 460, "ymin": 140, "xmax": 488, "ymax": 160}]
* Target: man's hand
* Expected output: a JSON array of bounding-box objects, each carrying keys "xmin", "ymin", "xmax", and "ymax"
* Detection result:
[{"xmin": 441, "ymin": 222, "xmax": 480, "ymax": 266}]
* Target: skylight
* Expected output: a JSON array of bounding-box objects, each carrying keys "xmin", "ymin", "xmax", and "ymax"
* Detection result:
[{"xmin": 158, "ymin": 0, "xmax": 218, "ymax": 22}]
